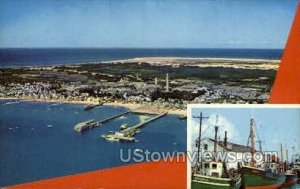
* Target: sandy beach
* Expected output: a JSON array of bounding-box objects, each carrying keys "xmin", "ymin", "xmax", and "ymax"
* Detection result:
[{"xmin": 104, "ymin": 57, "xmax": 280, "ymax": 70}]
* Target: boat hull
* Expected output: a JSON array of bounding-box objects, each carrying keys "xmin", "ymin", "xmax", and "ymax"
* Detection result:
[
  {"xmin": 284, "ymin": 173, "xmax": 299, "ymax": 186},
  {"xmin": 241, "ymin": 166, "xmax": 285, "ymax": 188},
  {"xmin": 192, "ymin": 174, "xmax": 241, "ymax": 189}
]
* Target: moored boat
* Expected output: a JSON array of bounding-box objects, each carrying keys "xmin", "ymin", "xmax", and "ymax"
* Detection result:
[
  {"xmin": 191, "ymin": 113, "xmax": 241, "ymax": 189},
  {"xmin": 241, "ymin": 166, "xmax": 285, "ymax": 188},
  {"xmin": 285, "ymin": 169, "xmax": 299, "ymax": 183},
  {"xmin": 241, "ymin": 115, "xmax": 285, "ymax": 188},
  {"xmin": 192, "ymin": 161, "xmax": 241, "ymax": 189}
]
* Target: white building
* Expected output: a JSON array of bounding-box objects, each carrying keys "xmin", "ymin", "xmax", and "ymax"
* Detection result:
[{"xmin": 199, "ymin": 137, "xmax": 253, "ymax": 170}]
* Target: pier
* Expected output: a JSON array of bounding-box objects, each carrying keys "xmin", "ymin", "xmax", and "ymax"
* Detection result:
[
  {"xmin": 74, "ymin": 110, "xmax": 130, "ymax": 132},
  {"xmin": 74, "ymin": 120, "xmax": 101, "ymax": 132},
  {"xmin": 83, "ymin": 102, "xmax": 103, "ymax": 111},
  {"xmin": 101, "ymin": 112, "xmax": 168, "ymax": 142},
  {"xmin": 99, "ymin": 111, "xmax": 131, "ymax": 124}
]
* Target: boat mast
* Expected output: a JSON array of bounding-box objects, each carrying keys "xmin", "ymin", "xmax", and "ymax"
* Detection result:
[
  {"xmin": 250, "ymin": 115, "xmax": 255, "ymax": 167},
  {"xmin": 280, "ymin": 143, "xmax": 283, "ymax": 163},
  {"xmin": 214, "ymin": 115, "xmax": 219, "ymax": 160},
  {"xmin": 286, "ymin": 144, "xmax": 289, "ymax": 163},
  {"xmin": 193, "ymin": 112, "xmax": 209, "ymax": 163}
]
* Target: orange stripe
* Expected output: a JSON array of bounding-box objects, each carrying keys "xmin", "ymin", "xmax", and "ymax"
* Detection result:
[
  {"xmin": 269, "ymin": 3, "xmax": 300, "ymax": 103},
  {"xmin": 7, "ymin": 157, "xmax": 186, "ymax": 189}
]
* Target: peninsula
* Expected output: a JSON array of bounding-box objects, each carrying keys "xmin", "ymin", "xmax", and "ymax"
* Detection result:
[{"xmin": 0, "ymin": 57, "xmax": 279, "ymax": 115}]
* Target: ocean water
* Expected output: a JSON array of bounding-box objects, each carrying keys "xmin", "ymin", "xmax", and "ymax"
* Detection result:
[
  {"xmin": 0, "ymin": 48, "xmax": 283, "ymax": 67},
  {"xmin": 0, "ymin": 100, "xmax": 186, "ymax": 187}
]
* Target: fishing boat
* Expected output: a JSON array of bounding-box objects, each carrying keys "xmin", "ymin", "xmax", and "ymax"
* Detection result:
[
  {"xmin": 192, "ymin": 161, "xmax": 241, "ymax": 189},
  {"xmin": 290, "ymin": 160, "xmax": 300, "ymax": 177},
  {"xmin": 191, "ymin": 113, "xmax": 241, "ymax": 189},
  {"xmin": 285, "ymin": 169, "xmax": 298, "ymax": 183},
  {"xmin": 241, "ymin": 115, "xmax": 285, "ymax": 188}
]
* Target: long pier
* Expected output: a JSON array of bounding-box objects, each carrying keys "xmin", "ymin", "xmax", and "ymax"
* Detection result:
[
  {"xmin": 74, "ymin": 111, "xmax": 130, "ymax": 133},
  {"xmin": 99, "ymin": 111, "xmax": 131, "ymax": 124},
  {"xmin": 124, "ymin": 112, "xmax": 167, "ymax": 131},
  {"xmin": 101, "ymin": 112, "xmax": 168, "ymax": 142}
]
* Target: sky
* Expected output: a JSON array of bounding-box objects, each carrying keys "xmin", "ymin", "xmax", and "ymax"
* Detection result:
[
  {"xmin": 0, "ymin": 0, "xmax": 298, "ymax": 48},
  {"xmin": 189, "ymin": 106, "xmax": 300, "ymax": 161}
]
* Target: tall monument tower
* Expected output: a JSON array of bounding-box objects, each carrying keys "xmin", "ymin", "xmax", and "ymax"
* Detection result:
[{"xmin": 166, "ymin": 73, "xmax": 169, "ymax": 92}]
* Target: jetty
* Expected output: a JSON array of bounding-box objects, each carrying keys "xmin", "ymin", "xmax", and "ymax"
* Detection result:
[
  {"xmin": 83, "ymin": 102, "xmax": 103, "ymax": 111},
  {"xmin": 101, "ymin": 112, "xmax": 168, "ymax": 142},
  {"xmin": 74, "ymin": 110, "xmax": 130, "ymax": 133},
  {"xmin": 99, "ymin": 111, "xmax": 131, "ymax": 124},
  {"xmin": 74, "ymin": 120, "xmax": 101, "ymax": 132}
]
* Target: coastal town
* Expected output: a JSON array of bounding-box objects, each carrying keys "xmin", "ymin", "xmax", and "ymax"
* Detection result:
[{"xmin": 0, "ymin": 57, "xmax": 278, "ymax": 113}]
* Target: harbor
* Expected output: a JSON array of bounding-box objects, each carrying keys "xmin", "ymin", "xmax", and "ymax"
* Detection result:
[
  {"xmin": 74, "ymin": 105, "xmax": 168, "ymax": 142},
  {"xmin": 101, "ymin": 112, "xmax": 168, "ymax": 142},
  {"xmin": 0, "ymin": 100, "xmax": 186, "ymax": 186}
]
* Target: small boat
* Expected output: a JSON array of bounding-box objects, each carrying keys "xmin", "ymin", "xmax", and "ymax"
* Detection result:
[
  {"xmin": 3, "ymin": 101, "xmax": 19, "ymax": 105},
  {"xmin": 120, "ymin": 124, "xmax": 128, "ymax": 130},
  {"xmin": 178, "ymin": 115, "xmax": 187, "ymax": 120}
]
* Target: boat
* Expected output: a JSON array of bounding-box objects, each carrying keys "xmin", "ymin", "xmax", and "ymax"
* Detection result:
[
  {"xmin": 191, "ymin": 113, "xmax": 241, "ymax": 189},
  {"xmin": 120, "ymin": 124, "xmax": 128, "ymax": 130},
  {"xmin": 101, "ymin": 132, "xmax": 135, "ymax": 142},
  {"xmin": 285, "ymin": 169, "xmax": 298, "ymax": 183},
  {"xmin": 290, "ymin": 160, "xmax": 300, "ymax": 177},
  {"xmin": 178, "ymin": 115, "xmax": 187, "ymax": 120},
  {"xmin": 241, "ymin": 115, "xmax": 285, "ymax": 188},
  {"xmin": 192, "ymin": 161, "xmax": 241, "ymax": 189}
]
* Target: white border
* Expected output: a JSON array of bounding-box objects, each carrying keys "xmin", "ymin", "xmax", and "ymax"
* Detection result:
[{"xmin": 186, "ymin": 104, "xmax": 300, "ymax": 189}]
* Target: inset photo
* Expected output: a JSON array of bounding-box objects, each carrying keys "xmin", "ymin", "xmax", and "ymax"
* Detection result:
[{"xmin": 187, "ymin": 105, "xmax": 300, "ymax": 189}]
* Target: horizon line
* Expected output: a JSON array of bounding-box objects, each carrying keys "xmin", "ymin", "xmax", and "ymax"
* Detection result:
[{"xmin": 0, "ymin": 47, "xmax": 284, "ymax": 50}]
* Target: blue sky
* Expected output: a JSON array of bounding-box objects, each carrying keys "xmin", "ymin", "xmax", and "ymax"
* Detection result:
[
  {"xmin": 0, "ymin": 0, "xmax": 298, "ymax": 48},
  {"xmin": 190, "ymin": 107, "xmax": 300, "ymax": 161}
]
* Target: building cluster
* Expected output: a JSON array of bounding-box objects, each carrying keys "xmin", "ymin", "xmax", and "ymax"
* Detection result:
[{"xmin": 0, "ymin": 73, "xmax": 269, "ymax": 108}]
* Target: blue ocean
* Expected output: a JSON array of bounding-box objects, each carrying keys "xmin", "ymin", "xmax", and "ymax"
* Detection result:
[
  {"xmin": 0, "ymin": 100, "xmax": 186, "ymax": 187},
  {"xmin": 0, "ymin": 48, "xmax": 283, "ymax": 67}
]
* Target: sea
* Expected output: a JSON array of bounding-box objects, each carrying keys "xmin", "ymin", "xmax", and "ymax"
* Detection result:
[
  {"xmin": 0, "ymin": 48, "xmax": 283, "ymax": 67},
  {"xmin": 0, "ymin": 100, "xmax": 186, "ymax": 187}
]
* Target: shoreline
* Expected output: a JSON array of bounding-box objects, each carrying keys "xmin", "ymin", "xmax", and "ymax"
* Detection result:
[
  {"xmin": 0, "ymin": 97, "xmax": 186, "ymax": 116},
  {"xmin": 0, "ymin": 56, "xmax": 280, "ymax": 70}
]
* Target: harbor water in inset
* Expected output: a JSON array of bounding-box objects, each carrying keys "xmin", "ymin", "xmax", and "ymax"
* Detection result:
[{"xmin": 0, "ymin": 100, "xmax": 186, "ymax": 187}]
